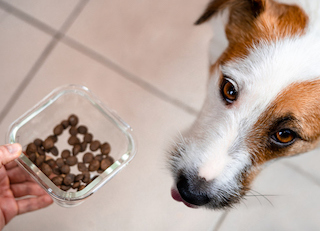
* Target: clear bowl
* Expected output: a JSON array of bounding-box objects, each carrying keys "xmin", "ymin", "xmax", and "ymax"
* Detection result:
[{"xmin": 6, "ymin": 84, "xmax": 136, "ymax": 207}]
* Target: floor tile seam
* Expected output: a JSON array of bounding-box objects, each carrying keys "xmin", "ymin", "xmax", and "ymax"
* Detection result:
[
  {"xmin": 61, "ymin": 36, "xmax": 199, "ymax": 116},
  {"xmin": 0, "ymin": 0, "xmax": 90, "ymax": 126},
  {"xmin": 282, "ymin": 161, "xmax": 320, "ymax": 188}
]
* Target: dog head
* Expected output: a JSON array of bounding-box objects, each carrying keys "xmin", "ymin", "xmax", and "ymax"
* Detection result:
[{"xmin": 169, "ymin": 0, "xmax": 320, "ymax": 209}]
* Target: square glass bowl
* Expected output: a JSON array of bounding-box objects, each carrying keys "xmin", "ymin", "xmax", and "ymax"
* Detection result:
[{"xmin": 6, "ymin": 84, "xmax": 136, "ymax": 207}]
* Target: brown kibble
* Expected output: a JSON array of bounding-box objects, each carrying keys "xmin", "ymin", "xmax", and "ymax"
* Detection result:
[
  {"xmin": 83, "ymin": 152, "xmax": 94, "ymax": 163},
  {"xmin": 80, "ymin": 142, "xmax": 87, "ymax": 152},
  {"xmin": 41, "ymin": 163, "xmax": 52, "ymax": 176},
  {"xmin": 52, "ymin": 176, "xmax": 63, "ymax": 186},
  {"xmin": 26, "ymin": 143, "xmax": 37, "ymax": 155},
  {"xmin": 101, "ymin": 142, "xmax": 111, "ymax": 155},
  {"xmin": 60, "ymin": 165, "xmax": 70, "ymax": 174},
  {"xmin": 82, "ymin": 172, "xmax": 90, "ymax": 183},
  {"xmin": 48, "ymin": 135, "xmax": 58, "ymax": 143},
  {"xmin": 53, "ymin": 124, "xmax": 64, "ymax": 136},
  {"xmin": 28, "ymin": 152, "xmax": 37, "ymax": 162},
  {"xmin": 88, "ymin": 159, "xmax": 100, "ymax": 172},
  {"xmin": 50, "ymin": 146, "xmax": 59, "ymax": 156},
  {"xmin": 61, "ymin": 120, "xmax": 69, "ymax": 129},
  {"xmin": 61, "ymin": 185, "xmax": 71, "ymax": 191},
  {"xmin": 83, "ymin": 133, "xmax": 93, "ymax": 143},
  {"xmin": 43, "ymin": 137, "xmax": 54, "ymax": 150},
  {"xmin": 52, "ymin": 167, "xmax": 60, "ymax": 175},
  {"xmin": 94, "ymin": 154, "xmax": 103, "ymax": 162},
  {"xmin": 78, "ymin": 185, "xmax": 86, "ymax": 191},
  {"xmin": 72, "ymin": 181, "xmax": 81, "ymax": 189},
  {"xmin": 77, "ymin": 162, "xmax": 87, "ymax": 172},
  {"xmin": 72, "ymin": 144, "xmax": 81, "ymax": 155},
  {"xmin": 35, "ymin": 155, "xmax": 45, "ymax": 167},
  {"xmin": 75, "ymin": 174, "xmax": 84, "ymax": 182},
  {"xmin": 77, "ymin": 125, "xmax": 88, "ymax": 134},
  {"xmin": 68, "ymin": 114, "xmax": 79, "ymax": 127},
  {"xmin": 66, "ymin": 156, "xmax": 78, "ymax": 166},
  {"xmin": 100, "ymin": 157, "xmax": 113, "ymax": 171},
  {"xmin": 33, "ymin": 139, "xmax": 43, "ymax": 147},
  {"xmin": 63, "ymin": 173, "xmax": 75, "ymax": 186},
  {"xmin": 46, "ymin": 159, "xmax": 56, "ymax": 168},
  {"xmin": 61, "ymin": 150, "xmax": 71, "ymax": 159},
  {"xmin": 56, "ymin": 158, "xmax": 65, "ymax": 168},
  {"xmin": 69, "ymin": 126, "xmax": 78, "ymax": 136},
  {"xmin": 37, "ymin": 146, "xmax": 45, "ymax": 155},
  {"xmin": 68, "ymin": 136, "xmax": 80, "ymax": 145},
  {"xmin": 90, "ymin": 140, "xmax": 100, "ymax": 151}
]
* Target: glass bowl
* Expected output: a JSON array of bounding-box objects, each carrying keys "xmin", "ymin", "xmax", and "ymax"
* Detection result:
[{"xmin": 6, "ymin": 84, "xmax": 136, "ymax": 207}]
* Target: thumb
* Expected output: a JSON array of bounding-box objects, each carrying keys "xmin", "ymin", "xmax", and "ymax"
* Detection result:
[{"xmin": 0, "ymin": 143, "xmax": 22, "ymax": 168}]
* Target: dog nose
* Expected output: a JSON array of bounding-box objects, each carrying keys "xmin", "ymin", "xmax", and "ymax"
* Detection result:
[{"xmin": 177, "ymin": 174, "xmax": 210, "ymax": 206}]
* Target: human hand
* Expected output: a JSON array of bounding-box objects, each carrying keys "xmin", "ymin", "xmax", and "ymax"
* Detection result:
[{"xmin": 0, "ymin": 144, "xmax": 53, "ymax": 230}]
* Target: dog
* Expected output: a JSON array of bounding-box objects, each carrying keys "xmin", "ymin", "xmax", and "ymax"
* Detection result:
[{"xmin": 168, "ymin": 0, "xmax": 320, "ymax": 209}]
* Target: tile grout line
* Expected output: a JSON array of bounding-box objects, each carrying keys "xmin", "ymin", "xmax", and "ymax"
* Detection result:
[
  {"xmin": 282, "ymin": 161, "xmax": 320, "ymax": 188},
  {"xmin": 0, "ymin": 0, "xmax": 199, "ymax": 117},
  {"xmin": 0, "ymin": 0, "xmax": 90, "ymax": 125},
  {"xmin": 212, "ymin": 211, "xmax": 228, "ymax": 231}
]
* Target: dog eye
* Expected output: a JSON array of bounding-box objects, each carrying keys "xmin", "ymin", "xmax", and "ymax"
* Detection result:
[
  {"xmin": 221, "ymin": 78, "xmax": 238, "ymax": 104},
  {"xmin": 272, "ymin": 129, "xmax": 297, "ymax": 145}
]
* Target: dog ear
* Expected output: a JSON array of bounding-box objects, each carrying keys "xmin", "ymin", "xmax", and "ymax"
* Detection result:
[{"xmin": 195, "ymin": 0, "xmax": 266, "ymax": 25}]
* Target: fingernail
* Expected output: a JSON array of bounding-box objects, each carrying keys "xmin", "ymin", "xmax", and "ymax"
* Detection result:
[{"xmin": 6, "ymin": 143, "xmax": 21, "ymax": 155}]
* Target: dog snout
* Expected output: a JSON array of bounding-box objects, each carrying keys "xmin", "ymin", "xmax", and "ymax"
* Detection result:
[{"xmin": 176, "ymin": 174, "xmax": 210, "ymax": 206}]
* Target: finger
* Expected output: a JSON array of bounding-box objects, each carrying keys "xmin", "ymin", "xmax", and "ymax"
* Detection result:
[
  {"xmin": 0, "ymin": 144, "xmax": 22, "ymax": 168},
  {"xmin": 10, "ymin": 182, "xmax": 48, "ymax": 198},
  {"xmin": 6, "ymin": 165, "xmax": 32, "ymax": 183},
  {"xmin": 5, "ymin": 159, "xmax": 18, "ymax": 170},
  {"xmin": 17, "ymin": 194, "xmax": 53, "ymax": 215}
]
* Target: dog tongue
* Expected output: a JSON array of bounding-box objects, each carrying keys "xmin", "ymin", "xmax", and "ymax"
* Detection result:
[{"xmin": 171, "ymin": 188, "xmax": 197, "ymax": 208}]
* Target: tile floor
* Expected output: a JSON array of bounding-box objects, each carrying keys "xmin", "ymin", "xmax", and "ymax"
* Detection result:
[{"xmin": 0, "ymin": 0, "xmax": 319, "ymax": 230}]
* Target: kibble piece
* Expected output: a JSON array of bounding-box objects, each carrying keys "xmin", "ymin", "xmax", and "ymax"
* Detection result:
[
  {"xmin": 63, "ymin": 173, "xmax": 75, "ymax": 186},
  {"xmin": 80, "ymin": 142, "xmax": 87, "ymax": 152},
  {"xmin": 33, "ymin": 138, "xmax": 43, "ymax": 147},
  {"xmin": 66, "ymin": 156, "xmax": 78, "ymax": 166},
  {"xmin": 26, "ymin": 143, "xmax": 37, "ymax": 155},
  {"xmin": 43, "ymin": 137, "xmax": 54, "ymax": 150},
  {"xmin": 100, "ymin": 157, "xmax": 113, "ymax": 171},
  {"xmin": 78, "ymin": 185, "xmax": 86, "ymax": 191},
  {"xmin": 35, "ymin": 155, "xmax": 45, "ymax": 167},
  {"xmin": 48, "ymin": 135, "xmax": 58, "ymax": 143},
  {"xmin": 52, "ymin": 167, "xmax": 60, "ymax": 175},
  {"xmin": 41, "ymin": 163, "xmax": 52, "ymax": 176},
  {"xmin": 72, "ymin": 181, "xmax": 81, "ymax": 189},
  {"xmin": 75, "ymin": 174, "xmax": 84, "ymax": 182},
  {"xmin": 50, "ymin": 146, "xmax": 59, "ymax": 156},
  {"xmin": 28, "ymin": 152, "xmax": 37, "ymax": 162},
  {"xmin": 56, "ymin": 158, "xmax": 65, "ymax": 168},
  {"xmin": 72, "ymin": 144, "xmax": 81, "ymax": 155},
  {"xmin": 82, "ymin": 172, "xmax": 91, "ymax": 184},
  {"xmin": 68, "ymin": 136, "xmax": 80, "ymax": 145},
  {"xmin": 68, "ymin": 114, "xmax": 79, "ymax": 127},
  {"xmin": 53, "ymin": 124, "xmax": 64, "ymax": 136},
  {"xmin": 77, "ymin": 163, "xmax": 87, "ymax": 172},
  {"xmin": 60, "ymin": 165, "xmax": 70, "ymax": 174},
  {"xmin": 52, "ymin": 176, "xmax": 63, "ymax": 186},
  {"xmin": 61, "ymin": 185, "xmax": 71, "ymax": 191},
  {"xmin": 77, "ymin": 125, "xmax": 88, "ymax": 134},
  {"xmin": 46, "ymin": 159, "xmax": 56, "ymax": 168},
  {"xmin": 94, "ymin": 154, "xmax": 103, "ymax": 162},
  {"xmin": 61, "ymin": 150, "xmax": 71, "ymax": 159},
  {"xmin": 88, "ymin": 159, "xmax": 100, "ymax": 172},
  {"xmin": 69, "ymin": 126, "xmax": 78, "ymax": 136},
  {"xmin": 83, "ymin": 152, "xmax": 94, "ymax": 163},
  {"xmin": 84, "ymin": 133, "xmax": 93, "ymax": 143},
  {"xmin": 90, "ymin": 140, "xmax": 100, "ymax": 151},
  {"xmin": 37, "ymin": 146, "xmax": 45, "ymax": 155},
  {"xmin": 61, "ymin": 120, "xmax": 69, "ymax": 129},
  {"xmin": 101, "ymin": 142, "xmax": 111, "ymax": 155}
]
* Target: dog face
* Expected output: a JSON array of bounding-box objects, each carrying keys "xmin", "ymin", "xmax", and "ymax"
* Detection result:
[{"xmin": 169, "ymin": 0, "xmax": 320, "ymax": 209}]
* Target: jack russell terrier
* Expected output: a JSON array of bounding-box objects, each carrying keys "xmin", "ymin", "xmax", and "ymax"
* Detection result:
[{"xmin": 169, "ymin": 0, "xmax": 320, "ymax": 209}]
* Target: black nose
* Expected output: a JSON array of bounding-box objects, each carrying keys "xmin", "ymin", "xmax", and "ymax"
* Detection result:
[{"xmin": 177, "ymin": 174, "xmax": 210, "ymax": 206}]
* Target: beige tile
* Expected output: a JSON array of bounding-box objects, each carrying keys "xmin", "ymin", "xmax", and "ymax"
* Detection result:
[
  {"xmin": 3, "ymin": 42, "xmax": 221, "ymax": 231},
  {"xmin": 67, "ymin": 0, "xmax": 212, "ymax": 112},
  {"xmin": 0, "ymin": 8, "xmax": 51, "ymax": 114},
  {"xmin": 219, "ymin": 161, "xmax": 320, "ymax": 231},
  {"xmin": 2, "ymin": 0, "xmax": 80, "ymax": 30}
]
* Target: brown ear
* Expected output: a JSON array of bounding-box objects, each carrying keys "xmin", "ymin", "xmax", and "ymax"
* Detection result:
[{"xmin": 195, "ymin": 0, "xmax": 266, "ymax": 25}]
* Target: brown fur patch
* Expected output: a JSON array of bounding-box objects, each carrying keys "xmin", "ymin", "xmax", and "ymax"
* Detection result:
[{"xmin": 247, "ymin": 79, "xmax": 320, "ymax": 165}]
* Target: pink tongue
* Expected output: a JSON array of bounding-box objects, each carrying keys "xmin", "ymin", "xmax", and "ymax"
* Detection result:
[{"xmin": 171, "ymin": 188, "xmax": 197, "ymax": 208}]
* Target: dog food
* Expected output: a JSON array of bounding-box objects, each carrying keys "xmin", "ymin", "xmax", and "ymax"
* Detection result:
[{"xmin": 24, "ymin": 114, "xmax": 114, "ymax": 192}]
